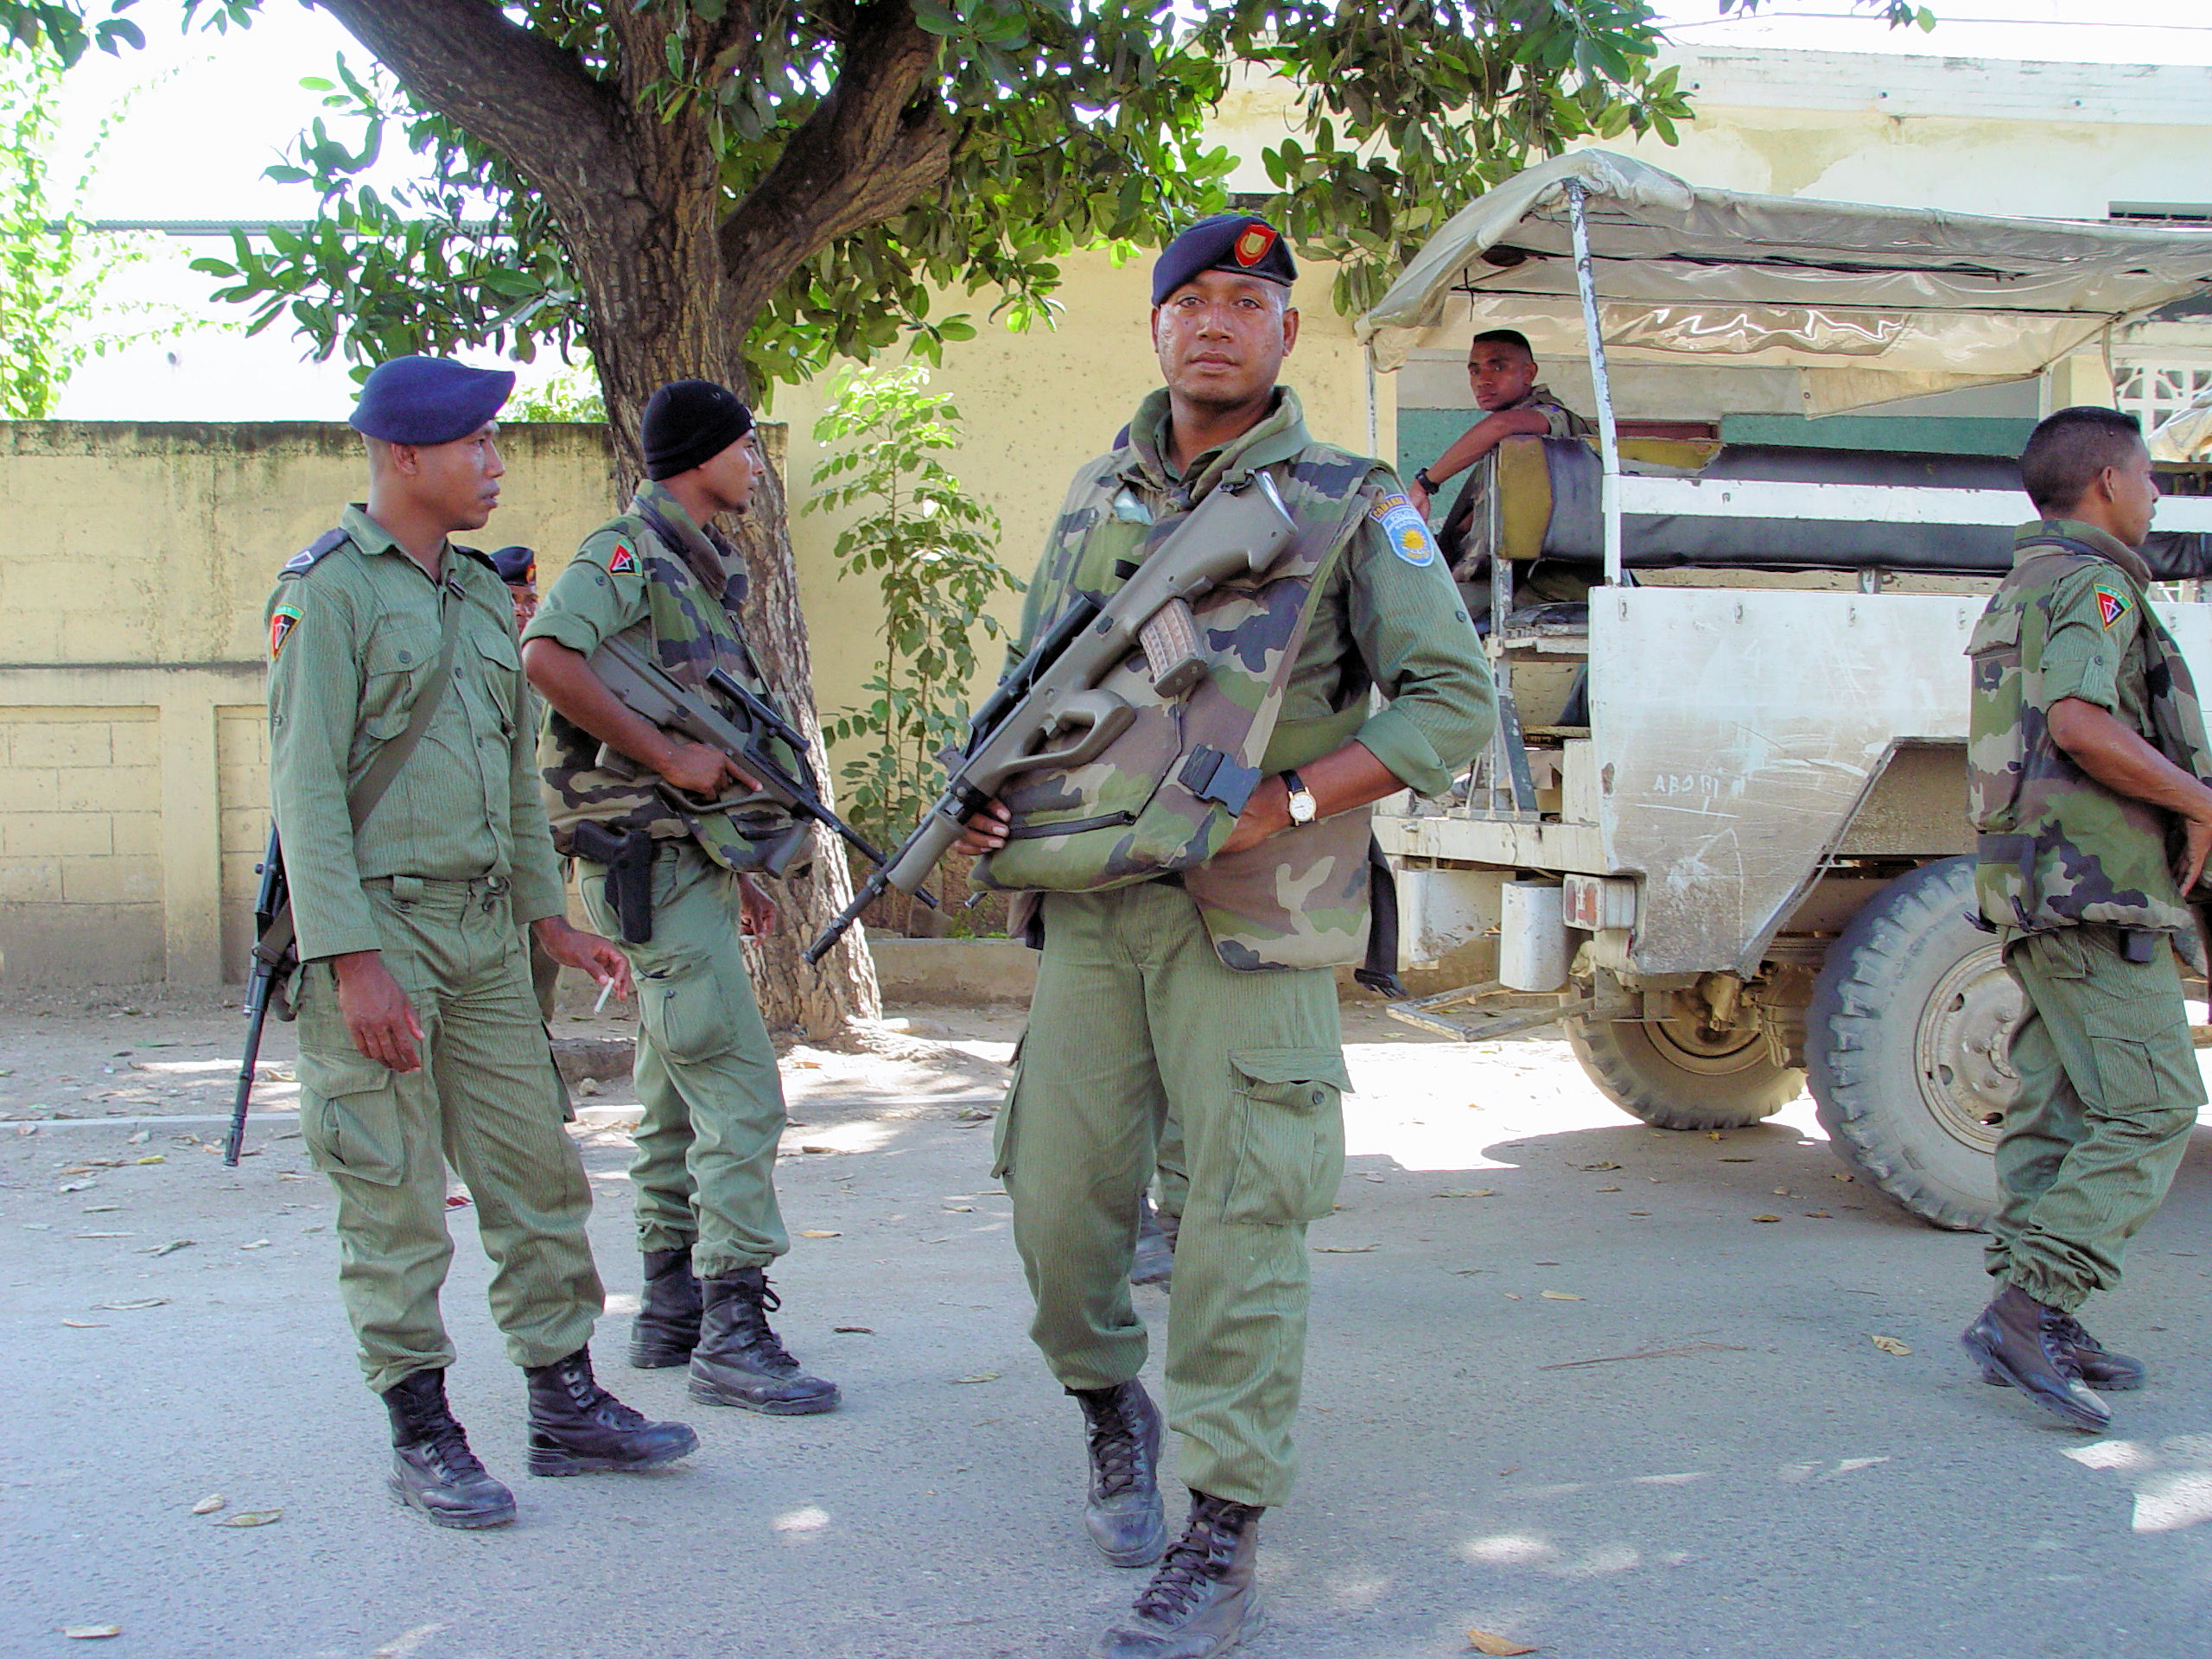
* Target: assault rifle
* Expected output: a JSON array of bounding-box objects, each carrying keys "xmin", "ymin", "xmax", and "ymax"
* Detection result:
[
  {"xmin": 804, "ymin": 471, "xmax": 1299, "ymax": 964},
  {"xmin": 586, "ymin": 633, "xmax": 929, "ymax": 903},
  {"xmin": 223, "ymin": 826, "xmax": 299, "ymax": 1166}
]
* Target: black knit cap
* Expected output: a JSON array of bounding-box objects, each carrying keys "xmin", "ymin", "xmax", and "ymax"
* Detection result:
[
  {"xmin": 642, "ymin": 379, "xmax": 755, "ymax": 480},
  {"xmin": 1151, "ymin": 213, "xmax": 1296, "ymax": 304}
]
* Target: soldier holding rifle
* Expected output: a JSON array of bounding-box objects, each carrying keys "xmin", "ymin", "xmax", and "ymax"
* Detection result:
[
  {"xmin": 521, "ymin": 379, "xmax": 840, "ymax": 1417},
  {"xmin": 951, "ymin": 216, "xmax": 1494, "ymax": 1658},
  {"xmin": 265, "ymin": 356, "xmax": 692, "ymax": 1531}
]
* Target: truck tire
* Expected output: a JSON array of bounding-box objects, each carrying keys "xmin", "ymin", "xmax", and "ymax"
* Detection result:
[
  {"xmin": 1806, "ymin": 855, "xmax": 2011, "ymax": 1231},
  {"xmin": 1566, "ymin": 1004, "xmax": 1803, "ymax": 1131}
]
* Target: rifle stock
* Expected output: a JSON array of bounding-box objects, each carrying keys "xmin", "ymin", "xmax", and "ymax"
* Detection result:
[{"xmin": 803, "ymin": 473, "xmax": 1298, "ymax": 963}]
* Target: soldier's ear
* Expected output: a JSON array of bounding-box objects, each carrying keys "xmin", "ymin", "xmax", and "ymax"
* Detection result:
[{"xmin": 1281, "ymin": 306, "xmax": 1300, "ymax": 353}]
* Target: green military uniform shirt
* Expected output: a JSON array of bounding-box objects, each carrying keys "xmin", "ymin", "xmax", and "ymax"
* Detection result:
[
  {"xmin": 265, "ymin": 503, "xmax": 565, "ymax": 962},
  {"xmin": 1439, "ymin": 381, "xmax": 1594, "ymax": 576},
  {"xmin": 1968, "ymin": 518, "xmax": 2212, "ymax": 940},
  {"xmin": 1009, "ymin": 386, "xmax": 1492, "ymax": 799}
]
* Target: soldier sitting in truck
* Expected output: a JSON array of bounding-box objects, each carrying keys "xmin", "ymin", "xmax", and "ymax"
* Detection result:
[{"xmin": 1405, "ymin": 328, "xmax": 1596, "ymax": 609}]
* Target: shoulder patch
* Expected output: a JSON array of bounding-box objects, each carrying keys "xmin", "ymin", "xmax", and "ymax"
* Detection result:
[
  {"xmin": 606, "ymin": 539, "xmax": 639, "ymax": 576},
  {"xmin": 269, "ymin": 604, "xmax": 302, "ymax": 661},
  {"xmin": 1370, "ymin": 490, "xmax": 1438, "ymax": 568},
  {"xmin": 2093, "ymin": 582, "xmax": 2133, "ymax": 630},
  {"xmin": 278, "ymin": 527, "xmax": 349, "ymax": 577}
]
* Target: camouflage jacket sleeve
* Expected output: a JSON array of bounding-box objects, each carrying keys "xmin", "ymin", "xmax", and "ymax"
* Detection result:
[
  {"xmin": 2033, "ymin": 566, "xmax": 2140, "ymax": 718},
  {"xmin": 1340, "ymin": 476, "xmax": 1497, "ymax": 795},
  {"xmin": 521, "ymin": 525, "xmax": 652, "ymax": 658},
  {"xmin": 265, "ymin": 566, "xmax": 383, "ymax": 962}
]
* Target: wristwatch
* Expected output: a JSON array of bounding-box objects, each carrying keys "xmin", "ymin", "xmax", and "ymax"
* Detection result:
[
  {"xmin": 1414, "ymin": 467, "xmax": 1439, "ymax": 494},
  {"xmin": 1282, "ymin": 768, "xmax": 1319, "ymax": 826}
]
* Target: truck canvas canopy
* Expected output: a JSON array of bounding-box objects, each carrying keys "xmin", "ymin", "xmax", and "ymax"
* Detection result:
[{"xmin": 1358, "ymin": 148, "xmax": 2212, "ymax": 416}]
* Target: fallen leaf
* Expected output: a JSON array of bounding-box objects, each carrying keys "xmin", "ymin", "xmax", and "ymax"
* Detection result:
[
  {"xmin": 144, "ymin": 1238, "xmax": 195, "ymax": 1256},
  {"xmin": 62, "ymin": 1626, "xmax": 122, "ymax": 1640},
  {"xmin": 1540, "ymin": 1291, "xmax": 1584, "ymax": 1301},
  {"xmin": 798, "ymin": 1230, "xmax": 842, "ymax": 1238},
  {"xmin": 1502, "ymin": 1293, "xmax": 1522, "ymax": 1300},
  {"xmin": 1313, "ymin": 1243, "xmax": 1377, "ymax": 1253},
  {"xmin": 951, "ymin": 1371, "xmax": 1000, "ymax": 1385},
  {"xmin": 1751, "ymin": 1214, "xmax": 1782, "ymax": 1224},
  {"xmin": 92, "ymin": 1297, "xmax": 168, "ymax": 1311},
  {"xmin": 57, "ymin": 1180, "xmax": 93, "ymax": 1193},
  {"xmin": 942, "ymin": 1204, "xmax": 974, "ymax": 1212},
  {"xmin": 191, "ymin": 1494, "xmax": 226, "ymax": 1515},
  {"xmin": 73, "ymin": 1231, "xmax": 134, "ymax": 1239},
  {"xmin": 133, "ymin": 1154, "xmax": 165, "ymax": 1166},
  {"xmin": 1706, "ymin": 1131, "xmax": 1722, "ymax": 1141},
  {"xmin": 1719, "ymin": 1157, "xmax": 1754, "ymax": 1163},
  {"xmin": 239, "ymin": 1240, "xmax": 270, "ymax": 1250},
  {"xmin": 217, "ymin": 1509, "xmax": 282, "ymax": 1528},
  {"xmin": 832, "ymin": 1325, "xmax": 874, "ymax": 1334},
  {"xmin": 125, "ymin": 1129, "xmax": 150, "ymax": 1145},
  {"xmin": 801, "ymin": 1144, "xmax": 836, "ymax": 1154},
  {"xmin": 1871, "ymin": 1335, "xmax": 1911, "ymax": 1357},
  {"xmin": 1596, "ymin": 1185, "xmax": 1622, "ymax": 1193},
  {"xmin": 1468, "ymin": 1628, "xmax": 1538, "ymax": 1656},
  {"xmin": 1833, "ymin": 1173, "xmax": 1855, "ymax": 1182},
  {"xmin": 81, "ymin": 1205, "xmax": 121, "ymax": 1213},
  {"xmin": 1803, "ymin": 1211, "xmax": 1834, "ymax": 1219},
  {"xmin": 60, "ymin": 1319, "xmax": 103, "ymax": 1329},
  {"xmin": 1577, "ymin": 1161, "xmax": 1620, "ymax": 1171},
  {"xmin": 1435, "ymin": 1189, "xmax": 1497, "ymax": 1198}
]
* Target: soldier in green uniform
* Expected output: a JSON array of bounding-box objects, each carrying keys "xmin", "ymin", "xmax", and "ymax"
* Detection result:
[
  {"xmin": 267, "ymin": 356, "xmax": 697, "ymax": 1531},
  {"xmin": 521, "ymin": 379, "xmax": 839, "ymax": 1416},
  {"xmin": 1963, "ymin": 404, "xmax": 2212, "ymax": 1433},
  {"xmin": 955, "ymin": 215, "xmax": 1495, "ymax": 1658},
  {"xmin": 1406, "ymin": 327, "xmax": 1596, "ymax": 607},
  {"xmin": 492, "ymin": 544, "xmax": 564, "ymax": 1021}
]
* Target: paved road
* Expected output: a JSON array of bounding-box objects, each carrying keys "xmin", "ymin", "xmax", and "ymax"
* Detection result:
[{"xmin": 5, "ymin": 1004, "xmax": 2209, "ymax": 1658}]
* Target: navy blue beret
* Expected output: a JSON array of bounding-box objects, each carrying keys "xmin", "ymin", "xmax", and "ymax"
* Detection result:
[
  {"xmin": 349, "ymin": 355, "xmax": 515, "ymax": 445},
  {"xmin": 1151, "ymin": 213, "xmax": 1296, "ymax": 304},
  {"xmin": 489, "ymin": 545, "xmax": 537, "ymax": 585}
]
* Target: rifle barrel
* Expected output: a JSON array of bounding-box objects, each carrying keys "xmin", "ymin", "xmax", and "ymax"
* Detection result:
[{"xmin": 222, "ymin": 989, "xmax": 273, "ymax": 1166}]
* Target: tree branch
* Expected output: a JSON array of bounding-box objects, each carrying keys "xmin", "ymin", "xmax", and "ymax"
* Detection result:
[
  {"xmin": 715, "ymin": 0, "xmax": 950, "ymax": 323},
  {"xmin": 313, "ymin": 0, "xmax": 628, "ymax": 212}
]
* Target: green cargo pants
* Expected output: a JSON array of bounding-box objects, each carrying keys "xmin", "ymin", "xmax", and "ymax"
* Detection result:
[
  {"xmin": 996, "ymin": 881, "xmax": 1348, "ymax": 1509},
  {"xmin": 579, "ymin": 839, "xmax": 789, "ymax": 1278},
  {"xmin": 1986, "ymin": 924, "xmax": 2206, "ymax": 1312},
  {"xmin": 293, "ymin": 877, "xmax": 603, "ymax": 1395}
]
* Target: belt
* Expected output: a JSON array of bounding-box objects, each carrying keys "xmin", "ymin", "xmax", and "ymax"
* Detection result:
[{"xmin": 365, "ymin": 873, "xmax": 512, "ymax": 912}]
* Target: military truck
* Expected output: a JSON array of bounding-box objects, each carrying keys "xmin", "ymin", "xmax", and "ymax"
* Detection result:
[{"xmin": 1355, "ymin": 152, "xmax": 2212, "ymax": 1229}]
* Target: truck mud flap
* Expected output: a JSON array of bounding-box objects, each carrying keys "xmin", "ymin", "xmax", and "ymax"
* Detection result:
[{"xmin": 1385, "ymin": 979, "xmax": 1638, "ymax": 1044}]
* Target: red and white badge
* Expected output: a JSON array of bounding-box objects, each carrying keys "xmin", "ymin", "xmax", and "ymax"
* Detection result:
[{"xmin": 1234, "ymin": 225, "xmax": 1276, "ymax": 267}]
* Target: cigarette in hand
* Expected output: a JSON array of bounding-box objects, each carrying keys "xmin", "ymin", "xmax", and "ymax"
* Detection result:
[{"xmin": 593, "ymin": 977, "xmax": 615, "ymax": 1014}]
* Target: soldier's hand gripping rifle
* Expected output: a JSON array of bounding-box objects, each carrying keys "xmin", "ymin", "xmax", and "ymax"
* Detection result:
[
  {"xmin": 804, "ymin": 471, "xmax": 1300, "ymax": 965},
  {"xmin": 584, "ymin": 633, "xmax": 931, "ymax": 904},
  {"xmin": 224, "ymin": 825, "xmax": 299, "ymax": 1166}
]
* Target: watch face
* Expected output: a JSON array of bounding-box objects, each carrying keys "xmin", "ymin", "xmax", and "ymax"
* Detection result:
[{"xmin": 1290, "ymin": 791, "xmax": 1317, "ymax": 823}]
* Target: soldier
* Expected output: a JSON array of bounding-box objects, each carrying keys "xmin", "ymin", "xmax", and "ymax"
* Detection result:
[
  {"xmin": 520, "ymin": 379, "xmax": 839, "ymax": 1417},
  {"xmin": 491, "ymin": 545, "xmax": 563, "ymax": 1020},
  {"xmin": 954, "ymin": 214, "xmax": 1494, "ymax": 1657},
  {"xmin": 267, "ymin": 355, "xmax": 696, "ymax": 1532},
  {"xmin": 1407, "ymin": 328, "xmax": 1597, "ymax": 612},
  {"xmin": 1963, "ymin": 404, "xmax": 2212, "ymax": 1433}
]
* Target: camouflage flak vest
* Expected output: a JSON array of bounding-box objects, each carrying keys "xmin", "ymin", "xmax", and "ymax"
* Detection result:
[
  {"xmin": 1967, "ymin": 531, "xmax": 2212, "ymax": 940},
  {"xmin": 976, "ymin": 445, "xmax": 1378, "ymax": 971},
  {"xmin": 541, "ymin": 493, "xmax": 804, "ymax": 874}
]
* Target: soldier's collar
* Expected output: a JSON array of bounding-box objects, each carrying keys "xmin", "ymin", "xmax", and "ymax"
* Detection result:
[
  {"xmin": 2018, "ymin": 518, "xmax": 2153, "ymax": 588},
  {"xmin": 1122, "ymin": 385, "xmax": 1309, "ymax": 500},
  {"xmin": 632, "ymin": 481, "xmax": 730, "ymax": 591},
  {"xmin": 340, "ymin": 502, "xmax": 467, "ymax": 585}
]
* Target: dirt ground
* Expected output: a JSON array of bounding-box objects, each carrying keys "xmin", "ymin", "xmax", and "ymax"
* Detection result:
[{"xmin": 5, "ymin": 986, "xmax": 2211, "ymax": 1658}]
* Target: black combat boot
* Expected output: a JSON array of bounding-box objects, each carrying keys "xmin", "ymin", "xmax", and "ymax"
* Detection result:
[
  {"xmin": 1129, "ymin": 1195, "xmax": 1176, "ymax": 1289},
  {"xmin": 1980, "ymin": 1306, "xmax": 2146, "ymax": 1393},
  {"xmin": 629, "ymin": 1246, "xmax": 703, "ymax": 1369},
  {"xmin": 688, "ymin": 1267, "xmax": 841, "ymax": 1414},
  {"xmin": 1092, "ymin": 1491, "xmax": 1264, "ymax": 1659},
  {"xmin": 1962, "ymin": 1282, "xmax": 2112, "ymax": 1432},
  {"xmin": 381, "ymin": 1368, "xmax": 516, "ymax": 1529},
  {"xmin": 524, "ymin": 1347, "xmax": 700, "ymax": 1476},
  {"xmin": 1070, "ymin": 1379, "xmax": 1166, "ymax": 1567}
]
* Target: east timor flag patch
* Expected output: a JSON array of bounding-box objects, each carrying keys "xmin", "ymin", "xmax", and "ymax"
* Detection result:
[
  {"xmin": 606, "ymin": 540, "xmax": 639, "ymax": 575},
  {"xmin": 269, "ymin": 605, "xmax": 302, "ymax": 660},
  {"xmin": 2094, "ymin": 582, "xmax": 2133, "ymax": 629}
]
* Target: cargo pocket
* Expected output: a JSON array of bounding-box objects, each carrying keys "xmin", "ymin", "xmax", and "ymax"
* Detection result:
[
  {"xmin": 990, "ymin": 1030, "xmax": 1027, "ymax": 1180},
  {"xmin": 2087, "ymin": 1010, "xmax": 2205, "ymax": 1111},
  {"xmin": 637, "ymin": 950, "xmax": 739, "ymax": 1065},
  {"xmin": 1223, "ymin": 1046, "xmax": 1351, "ymax": 1225},
  {"xmin": 297, "ymin": 1050, "xmax": 405, "ymax": 1186}
]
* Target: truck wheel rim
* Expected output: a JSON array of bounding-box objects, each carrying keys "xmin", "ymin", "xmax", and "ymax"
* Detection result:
[{"xmin": 1914, "ymin": 944, "xmax": 2021, "ymax": 1154}]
